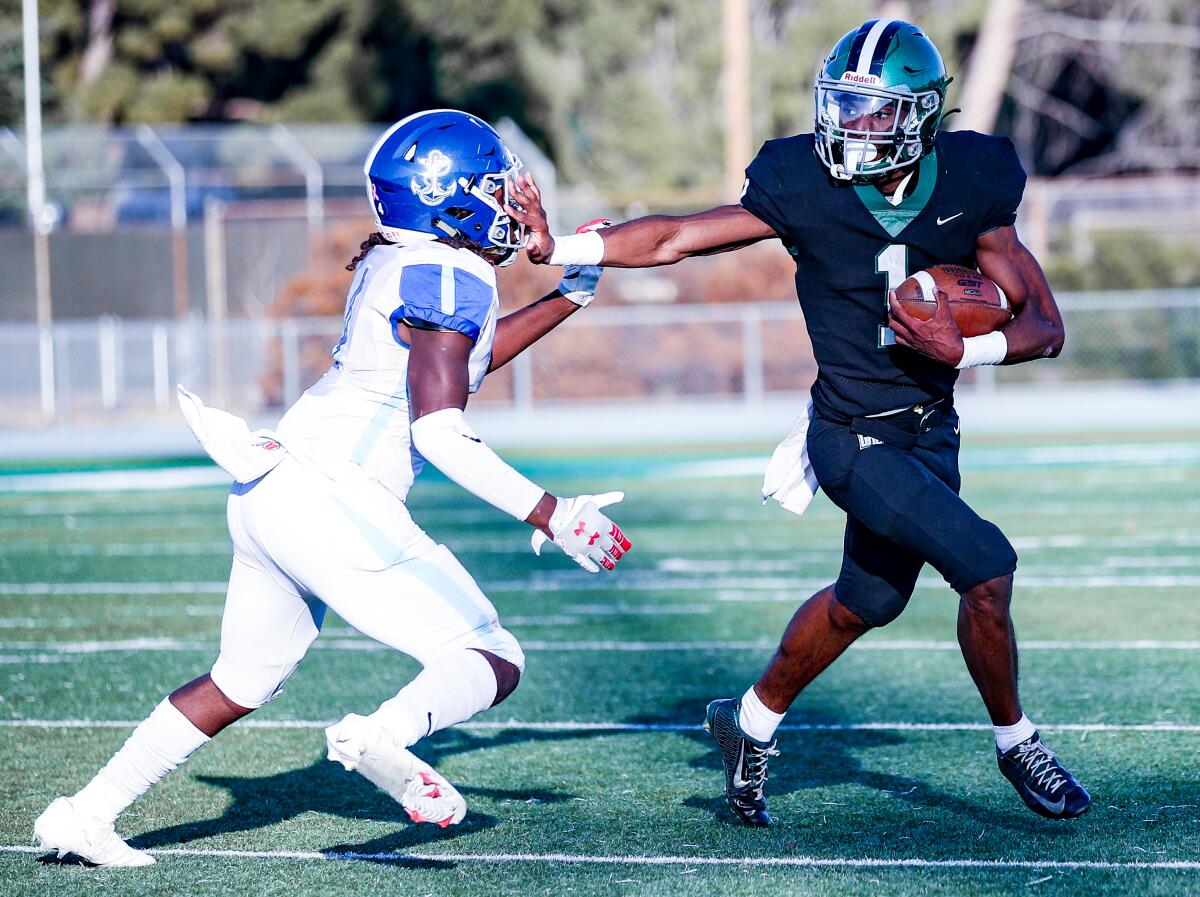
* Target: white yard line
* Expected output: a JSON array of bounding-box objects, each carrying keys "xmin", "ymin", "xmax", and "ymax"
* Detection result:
[
  {"xmin": 3, "ymin": 571, "xmax": 1200, "ymax": 598},
  {"xmin": 0, "ymin": 583, "xmax": 229, "ymax": 595},
  {"xmin": 1, "ymin": 843, "xmax": 1198, "ymax": 870},
  {"xmin": 0, "ymin": 468, "xmax": 230, "ymax": 493},
  {"xmin": 2, "ymin": 719, "xmax": 1198, "ymax": 733},
  {"xmin": 0, "ymin": 637, "xmax": 1199, "ymax": 655}
]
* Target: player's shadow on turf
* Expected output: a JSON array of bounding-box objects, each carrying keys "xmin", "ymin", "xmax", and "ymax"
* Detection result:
[
  {"xmin": 129, "ymin": 757, "xmax": 502, "ymax": 855},
  {"xmin": 129, "ymin": 728, "xmax": 601, "ymax": 857},
  {"xmin": 650, "ymin": 697, "xmax": 1058, "ymax": 835}
]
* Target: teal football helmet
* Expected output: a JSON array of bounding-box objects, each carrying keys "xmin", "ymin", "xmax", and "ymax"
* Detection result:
[{"xmin": 814, "ymin": 20, "xmax": 951, "ymax": 183}]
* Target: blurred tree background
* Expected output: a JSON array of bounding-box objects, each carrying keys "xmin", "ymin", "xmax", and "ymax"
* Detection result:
[
  {"xmin": 1, "ymin": 0, "xmax": 1195, "ymax": 314},
  {"xmin": 6, "ymin": 0, "xmax": 1196, "ymax": 187}
]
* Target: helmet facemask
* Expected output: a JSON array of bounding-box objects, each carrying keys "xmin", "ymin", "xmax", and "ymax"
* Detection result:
[
  {"xmin": 814, "ymin": 77, "xmax": 942, "ymax": 182},
  {"xmin": 468, "ymin": 154, "xmax": 525, "ymax": 266}
]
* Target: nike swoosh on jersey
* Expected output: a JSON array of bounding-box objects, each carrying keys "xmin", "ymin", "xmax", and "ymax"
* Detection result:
[
  {"xmin": 1022, "ymin": 784, "xmax": 1066, "ymax": 815},
  {"xmin": 937, "ymin": 212, "xmax": 964, "ymax": 226}
]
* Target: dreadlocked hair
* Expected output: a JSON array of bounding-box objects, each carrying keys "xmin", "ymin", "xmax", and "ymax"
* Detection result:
[
  {"xmin": 435, "ymin": 235, "xmax": 486, "ymax": 254},
  {"xmin": 346, "ymin": 232, "xmax": 394, "ymax": 271},
  {"xmin": 347, "ymin": 231, "xmax": 493, "ymax": 272}
]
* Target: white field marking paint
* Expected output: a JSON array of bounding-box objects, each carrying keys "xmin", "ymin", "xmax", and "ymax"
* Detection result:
[
  {"xmin": 652, "ymin": 443, "xmax": 1200, "ymax": 480},
  {"xmin": 2, "ymin": 571, "xmax": 1198, "ymax": 603},
  {"xmin": 3, "ymin": 842, "xmax": 1200, "ymax": 869},
  {"xmin": 0, "ymin": 467, "xmax": 231, "ymax": 494},
  {"xmin": 1012, "ymin": 533, "xmax": 1200, "ymax": 549},
  {"xmin": 657, "ymin": 458, "xmax": 766, "ymax": 480},
  {"xmin": 0, "ymin": 611, "xmax": 198, "ymax": 627},
  {"xmin": 0, "ymin": 582, "xmax": 227, "ymax": 596},
  {"xmin": 664, "ymin": 556, "xmax": 1200, "ymax": 574},
  {"xmin": 4, "ymin": 719, "xmax": 1200, "ymax": 735},
  {"xmin": 10, "ymin": 497, "xmax": 220, "ymax": 515},
  {"xmin": 2, "ymin": 637, "xmax": 1199, "ymax": 655},
  {"xmin": 504, "ymin": 573, "xmax": 1200, "ymax": 598},
  {"xmin": 0, "ymin": 605, "xmax": 221, "ymax": 629},
  {"xmin": 1020, "ymin": 558, "xmax": 1200, "ymax": 573},
  {"xmin": 0, "ymin": 542, "xmax": 230, "ymax": 557},
  {"xmin": 656, "ymin": 557, "xmax": 837, "ymax": 573}
]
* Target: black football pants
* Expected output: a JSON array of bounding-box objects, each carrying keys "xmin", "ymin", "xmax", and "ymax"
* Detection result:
[{"xmin": 806, "ymin": 408, "xmax": 1018, "ymax": 628}]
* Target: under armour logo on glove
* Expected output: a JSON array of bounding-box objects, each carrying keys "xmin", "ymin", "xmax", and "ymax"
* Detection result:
[{"xmin": 531, "ymin": 491, "xmax": 632, "ymax": 573}]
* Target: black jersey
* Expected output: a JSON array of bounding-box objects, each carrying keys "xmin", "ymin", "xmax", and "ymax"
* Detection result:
[{"xmin": 741, "ymin": 130, "xmax": 1026, "ymax": 421}]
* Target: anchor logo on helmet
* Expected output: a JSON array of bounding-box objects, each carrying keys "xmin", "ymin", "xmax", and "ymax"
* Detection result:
[{"xmin": 409, "ymin": 150, "xmax": 457, "ymax": 206}]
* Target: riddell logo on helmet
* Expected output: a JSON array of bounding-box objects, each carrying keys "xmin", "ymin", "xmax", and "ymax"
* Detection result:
[{"xmin": 841, "ymin": 72, "xmax": 881, "ymax": 85}]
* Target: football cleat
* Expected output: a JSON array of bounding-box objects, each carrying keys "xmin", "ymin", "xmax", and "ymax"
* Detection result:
[
  {"xmin": 33, "ymin": 797, "xmax": 155, "ymax": 867},
  {"xmin": 704, "ymin": 698, "xmax": 779, "ymax": 827},
  {"xmin": 325, "ymin": 713, "xmax": 467, "ymax": 827},
  {"xmin": 997, "ymin": 732, "xmax": 1091, "ymax": 820}
]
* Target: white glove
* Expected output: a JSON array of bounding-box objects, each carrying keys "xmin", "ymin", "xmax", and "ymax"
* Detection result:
[
  {"xmin": 557, "ymin": 218, "xmax": 612, "ymax": 308},
  {"xmin": 530, "ymin": 491, "xmax": 632, "ymax": 573}
]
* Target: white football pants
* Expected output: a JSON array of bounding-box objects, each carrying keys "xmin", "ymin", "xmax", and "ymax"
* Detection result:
[{"xmin": 209, "ymin": 454, "xmax": 523, "ymax": 709}]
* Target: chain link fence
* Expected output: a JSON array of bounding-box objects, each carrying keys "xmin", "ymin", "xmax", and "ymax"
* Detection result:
[{"xmin": 1, "ymin": 290, "xmax": 1195, "ymax": 429}]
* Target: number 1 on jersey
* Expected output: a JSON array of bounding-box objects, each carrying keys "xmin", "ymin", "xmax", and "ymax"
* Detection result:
[{"xmin": 875, "ymin": 243, "xmax": 908, "ymax": 348}]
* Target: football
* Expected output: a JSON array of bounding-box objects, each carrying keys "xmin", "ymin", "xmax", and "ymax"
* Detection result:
[{"xmin": 892, "ymin": 264, "xmax": 1013, "ymax": 337}]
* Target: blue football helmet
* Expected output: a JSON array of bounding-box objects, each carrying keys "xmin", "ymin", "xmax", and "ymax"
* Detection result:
[{"xmin": 364, "ymin": 109, "xmax": 525, "ymax": 265}]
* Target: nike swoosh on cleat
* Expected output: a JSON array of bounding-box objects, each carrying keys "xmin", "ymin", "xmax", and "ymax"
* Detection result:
[
  {"xmin": 937, "ymin": 213, "xmax": 964, "ymax": 226},
  {"xmin": 731, "ymin": 742, "xmax": 749, "ymax": 789},
  {"xmin": 1023, "ymin": 785, "xmax": 1066, "ymax": 815}
]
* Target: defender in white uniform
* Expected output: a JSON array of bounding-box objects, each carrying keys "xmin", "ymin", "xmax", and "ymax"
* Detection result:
[{"xmin": 34, "ymin": 110, "xmax": 631, "ymax": 867}]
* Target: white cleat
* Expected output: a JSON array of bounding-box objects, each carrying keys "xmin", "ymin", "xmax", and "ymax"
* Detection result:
[
  {"xmin": 325, "ymin": 713, "xmax": 467, "ymax": 828},
  {"xmin": 33, "ymin": 797, "xmax": 155, "ymax": 867}
]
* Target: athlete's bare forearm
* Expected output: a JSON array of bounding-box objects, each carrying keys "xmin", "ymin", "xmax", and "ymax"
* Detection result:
[
  {"xmin": 595, "ymin": 205, "xmax": 775, "ymax": 267},
  {"xmin": 510, "ymin": 181, "xmax": 777, "ymax": 268},
  {"xmin": 977, "ymin": 227, "xmax": 1065, "ymax": 364},
  {"xmin": 489, "ymin": 293, "xmax": 581, "ymax": 372}
]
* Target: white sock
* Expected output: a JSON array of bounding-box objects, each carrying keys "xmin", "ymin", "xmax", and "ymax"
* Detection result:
[
  {"xmin": 738, "ymin": 686, "xmax": 785, "ymax": 744},
  {"xmin": 994, "ymin": 714, "xmax": 1037, "ymax": 753},
  {"xmin": 368, "ymin": 649, "xmax": 498, "ymax": 747},
  {"xmin": 71, "ymin": 698, "xmax": 210, "ymax": 825}
]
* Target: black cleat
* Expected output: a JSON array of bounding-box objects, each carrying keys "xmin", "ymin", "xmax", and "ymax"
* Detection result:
[
  {"xmin": 997, "ymin": 732, "xmax": 1091, "ymax": 820},
  {"xmin": 704, "ymin": 698, "xmax": 779, "ymax": 827}
]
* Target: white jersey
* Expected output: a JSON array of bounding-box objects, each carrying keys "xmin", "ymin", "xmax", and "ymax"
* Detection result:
[{"xmin": 276, "ymin": 240, "xmax": 499, "ymax": 501}]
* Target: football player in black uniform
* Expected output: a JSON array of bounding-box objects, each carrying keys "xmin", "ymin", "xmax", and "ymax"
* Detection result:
[{"xmin": 510, "ymin": 19, "xmax": 1090, "ymax": 826}]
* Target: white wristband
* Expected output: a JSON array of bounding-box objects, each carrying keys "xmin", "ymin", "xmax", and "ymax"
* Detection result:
[
  {"xmin": 410, "ymin": 408, "xmax": 544, "ymax": 520},
  {"xmin": 956, "ymin": 331, "xmax": 1008, "ymax": 369},
  {"xmin": 546, "ymin": 230, "xmax": 605, "ymax": 267}
]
